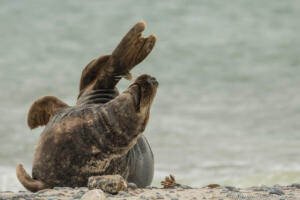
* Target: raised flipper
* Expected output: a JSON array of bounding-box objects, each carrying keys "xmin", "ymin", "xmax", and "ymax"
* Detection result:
[
  {"xmin": 79, "ymin": 55, "xmax": 111, "ymax": 92},
  {"xmin": 27, "ymin": 96, "xmax": 69, "ymax": 129},
  {"xmin": 109, "ymin": 21, "xmax": 157, "ymax": 77},
  {"xmin": 79, "ymin": 21, "xmax": 156, "ymax": 93}
]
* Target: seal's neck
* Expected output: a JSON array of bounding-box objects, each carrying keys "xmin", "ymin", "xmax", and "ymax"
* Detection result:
[{"xmin": 76, "ymin": 88, "xmax": 119, "ymax": 106}]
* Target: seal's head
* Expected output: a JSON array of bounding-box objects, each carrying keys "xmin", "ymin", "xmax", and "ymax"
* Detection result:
[{"xmin": 129, "ymin": 74, "xmax": 158, "ymax": 113}]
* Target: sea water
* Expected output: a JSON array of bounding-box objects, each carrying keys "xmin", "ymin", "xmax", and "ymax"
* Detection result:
[{"xmin": 0, "ymin": 0, "xmax": 299, "ymax": 191}]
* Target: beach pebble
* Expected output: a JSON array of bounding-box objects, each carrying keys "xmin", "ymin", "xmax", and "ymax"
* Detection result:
[
  {"xmin": 80, "ymin": 189, "xmax": 105, "ymax": 200},
  {"xmin": 119, "ymin": 191, "xmax": 131, "ymax": 197},
  {"xmin": 165, "ymin": 194, "xmax": 172, "ymax": 198},
  {"xmin": 290, "ymin": 183, "xmax": 300, "ymax": 189},
  {"xmin": 225, "ymin": 186, "xmax": 239, "ymax": 192},
  {"xmin": 180, "ymin": 184, "xmax": 193, "ymax": 189},
  {"xmin": 145, "ymin": 185, "xmax": 152, "ymax": 189},
  {"xmin": 128, "ymin": 182, "xmax": 138, "ymax": 189},
  {"xmin": 269, "ymin": 188, "xmax": 284, "ymax": 195},
  {"xmin": 156, "ymin": 193, "xmax": 164, "ymax": 199},
  {"xmin": 36, "ymin": 189, "xmax": 53, "ymax": 194},
  {"xmin": 273, "ymin": 184, "xmax": 282, "ymax": 188},
  {"xmin": 88, "ymin": 174, "xmax": 127, "ymax": 194},
  {"xmin": 220, "ymin": 189, "xmax": 228, "ymax": 193},
  {"xmin": 73, "ymin": 192, "xmax": 85, "ymax": 199},
  {"xmin": 253, "ymin": 185, "xmax": 271, "ymax": 192}
]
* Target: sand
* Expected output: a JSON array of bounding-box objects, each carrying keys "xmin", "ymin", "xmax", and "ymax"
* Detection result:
[{"xmin": 1, "ymin": 184, "xmax": 300, "ymax": 200}]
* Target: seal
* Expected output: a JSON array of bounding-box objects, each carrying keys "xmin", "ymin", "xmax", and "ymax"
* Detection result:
[{"xmin": 16, "ymin": 21, "xmax": 158, "ymax": 192}]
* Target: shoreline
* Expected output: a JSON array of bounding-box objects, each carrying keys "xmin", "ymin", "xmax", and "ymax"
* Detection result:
[{"xmin": 1, "ymin": 184, "xmax": 300, "ymax": 200}]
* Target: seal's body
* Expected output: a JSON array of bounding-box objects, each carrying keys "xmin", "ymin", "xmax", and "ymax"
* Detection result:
[{"xmin": 16, "ymin": 22, "xmax": 158, "ymax": 192}]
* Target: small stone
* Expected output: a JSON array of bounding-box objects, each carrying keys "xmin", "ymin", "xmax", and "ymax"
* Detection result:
[
  {"xmin": 36, "ymin": 189, "xmax": 54, "ymax": 194},
  {"xmin": 180, "ymin": 185, "xmax": 193, "ymax": 189},
  {"xmin": 269, "ymin": 188, "xmax": 284, "ymax": 195},
  {"xmin": 105, "ymin": 193, "xmax": 114, "ymax": 197},
  {"xmin": 119, "ymin": 191, "xmax": 130, "ymax": 197},
  {"xmin": 171, "ymin": 198, "xmax": 178, "ymax": 200},
  {"xmin": 253, "ymin": 185, "xmax": 271, "ymax": 192},
  {"xmin": 73, "ymin": 192, "xmax": 85, "ymax": 199},
  {"xmin": 126, "ymin": 192, "xmax": 135, "ymax": 196},
  {"xmin": 273, "ymin": 184, "xmax": 281, "ymax": 188},
  {"xmin": 80, "ymin": 189, "xmax": 105, "ymax": 200},
  {"xmin": 290, "ymin": 183, "xmax": 300, "ymax": 189},
  {"xmin": 156, "ymin": 193, "xmax": 164, "ymax": 199},
  {"xmin": 128, "ymin": 182, "xmax": 138, "ymax": 189},
  {"xmin": 207, "ymin": 184, "xmax": 220, "ymax": 189},
  {"xmin": 88, "ymin": 175, "xmax": 127, "ymax": 194},
  {"xmin": 225, "ymin": 186, "xmax": 239, "ymax": 192},
  {"xmin": 245, "ymin": 186, "xmax": 257, "ymax": 190},
  {"xmin": 145, "ymin": 185, "xmax": 152, "ymax": 189},
  {"xmin": 79, "ymin": 187, "xmax": 89, "ymax": 191}
]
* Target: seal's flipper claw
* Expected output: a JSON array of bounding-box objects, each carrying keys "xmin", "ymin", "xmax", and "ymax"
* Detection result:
[
  {"xmin": 135, "ymin": 34, "xmax": 157, "ymax": 65},
  {"xmin": 27, "ymin": 96, "xmax": 69, "ymax": 129}
]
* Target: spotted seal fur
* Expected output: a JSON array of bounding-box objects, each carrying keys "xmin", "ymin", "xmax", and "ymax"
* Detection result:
[{"xmin": 16, "ymin": 21, "xmax": 157, "ymax": 192}]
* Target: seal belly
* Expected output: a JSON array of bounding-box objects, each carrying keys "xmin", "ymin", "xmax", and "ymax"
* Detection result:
[
  {"xmin": 77, "ymin": 89, "xmax": 119, "ymax": 105},
  {"xmin": 127, "ymin": 135, "xmax": 154, "ymax": 187}
]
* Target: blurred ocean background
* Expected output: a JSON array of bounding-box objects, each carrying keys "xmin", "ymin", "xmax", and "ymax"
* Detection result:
[{"xmin": 1, "ymin": 0, "xmax": 300, "ymax": 191}]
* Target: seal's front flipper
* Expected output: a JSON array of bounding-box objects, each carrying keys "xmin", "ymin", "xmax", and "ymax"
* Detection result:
[{"xmin": 27, "ymin": 96, "xmax": 69, "ymax": 129}]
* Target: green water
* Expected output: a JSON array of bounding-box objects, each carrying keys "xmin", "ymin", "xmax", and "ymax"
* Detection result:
[{"xmin": 0, "ymin": 0, "xmax": 300, "ymax": 191}]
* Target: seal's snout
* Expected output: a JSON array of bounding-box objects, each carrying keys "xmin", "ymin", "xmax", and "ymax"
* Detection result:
[
  {"xmin": 150, "ymin": 77, "xmax": 158, "ymax": 87},
  {"xmin": 134, "ymin": 74, "xmax": 159, "ymax": 88}
]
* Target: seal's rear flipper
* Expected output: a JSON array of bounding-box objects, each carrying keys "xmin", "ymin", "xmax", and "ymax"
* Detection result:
[
  {"xmin": 27, "ymin": 96, "xmax": 69, "ymax": 129},
  {"xmin": 111, "ymin": 21, "xmax": 156, "ymax": 73},
  {"xmin": 78, "ymin": 22, "xmax": 156, "ymax": 94},
  {"xmin": 16, "ymin": 164, "xmax": 47, "ymax": 192}
]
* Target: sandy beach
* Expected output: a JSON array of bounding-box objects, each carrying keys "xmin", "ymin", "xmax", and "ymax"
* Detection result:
[{"xmin": 1, "ymin": 184, "xmax": 300, "ymax": 200}]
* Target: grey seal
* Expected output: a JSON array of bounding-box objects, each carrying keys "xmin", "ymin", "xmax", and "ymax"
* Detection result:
[{"xmin": 16, "ymin": 21, "xmax": 158, "ymax": 192}]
